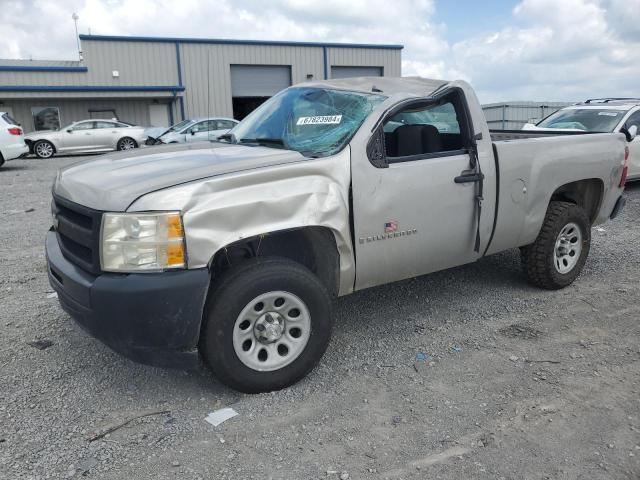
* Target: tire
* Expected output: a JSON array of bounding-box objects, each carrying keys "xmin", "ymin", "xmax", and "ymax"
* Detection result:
[
  {"xmin": 0, "ymin": 152, "xmax": 5, "ymax": 168},
  {"xmin": 116, "ymin": 137, "xmax": 137, "ymax": 151},
  {"xmin": 521, "ymin": 201, "xmax": 591, "ymax": 290},
  {"xmin": 200, "ymin": 257, "xmax": 333, "ymax": 393},
  {"xmin": 34, "ymin": 140, "xmax": 55, "ymax": 159}
]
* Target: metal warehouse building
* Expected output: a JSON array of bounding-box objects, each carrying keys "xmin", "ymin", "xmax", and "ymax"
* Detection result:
[
  {"xmin": 0, "ymin": 35, "xmax": 402, "ymax": 133},
  {"xmin": 482, "ymin": 101, "xmax": 572, "ymax": 130}
]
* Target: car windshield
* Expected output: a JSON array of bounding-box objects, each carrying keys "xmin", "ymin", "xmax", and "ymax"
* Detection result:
[
  {"xmin": 536, "ymin": 108, "xmax": 625, "ymax": 132},
  {"xmin": 229, "ymin": 87, "xmax": 387, "ymax": 157},
  {"xmin": 161, "ymin": 119, "xmax": 194, "ymax": 135}
]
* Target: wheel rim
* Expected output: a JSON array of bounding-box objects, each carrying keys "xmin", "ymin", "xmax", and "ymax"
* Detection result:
[
  {"xmin": 120, "ymin": 138, "xmax": 135, "ymax": 150},
  {"xmin": 36, "ymin": 142, "xmax": 53, "ymax": 158},
  {"xmin": 232, "ymin": 291, "xmax": 311, "ymax": 372},
  {"xmin": 553, "ymin": 222, "xmax": 582, "ymax": 274}
]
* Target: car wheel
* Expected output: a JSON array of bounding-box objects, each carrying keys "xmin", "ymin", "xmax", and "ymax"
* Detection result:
[
  {"xmin": 34, "ymin": 140, "xmax": 55, "ymax": 159},
  {"xmin": 0, "ymin": 152, "xmax": 5, "ymax": 168},
  {"xmin": 200, "ymin": 257, "xmax": 333, "ymax": 393},
  {"xmin": 117, "ymin": 137, "xmax": 137, "ymax": 151},
  {"xmin": 521, "ymin": 201, "xmax": 591, "ymax": 290}
]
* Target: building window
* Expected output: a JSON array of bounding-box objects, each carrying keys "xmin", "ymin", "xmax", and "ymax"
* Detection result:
[{"xmin": 31, "ymin": 106, "xmax": 60, "ymax": 131}]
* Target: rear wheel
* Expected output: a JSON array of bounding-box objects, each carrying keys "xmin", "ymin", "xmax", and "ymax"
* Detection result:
[
  {"xmin": 521, "ymin": 201, "xmax": 591, "ymax": 289},
  {"xmin": 117, "ymin": 137, "xmax": 137, "ymax": 151},
  {"xmin": 34, "ymin": 140, "xmax": 55, "ymax": 159},
  {"xmin": 200, "ymin": 257, "xmax": 333, "ymax": 393}
]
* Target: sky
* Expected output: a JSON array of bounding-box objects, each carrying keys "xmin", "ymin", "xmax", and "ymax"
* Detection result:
[{"xmin": 1, "ymin": 0, "xmax": 639, "ymax": 103}]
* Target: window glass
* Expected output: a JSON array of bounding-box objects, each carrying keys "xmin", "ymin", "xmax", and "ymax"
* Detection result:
[
  {"xmin": 232, "ymin": 87, "xmax": 386, "ymax": 157},
  {"xmin": 191, "ymin": 121, "xmax": 215, "ymax": 133},
  {"xmin": 217, "ymin": 120, "xmax": 236, "ymax": 129},
  {"xmin": 383, "ymin": 100, "xmax": 464, "ymax": 157},
  {"xmin": 31, "ymin": 106, "xmax": 60, "ymax": 131},
  {"xmin": 625, "ymin": 111, "xmax": 640, "ymax": 130},
  {"xmin": 536, "ymin": 108, "xmax": 624, "ymax": 132},
  {"xmin": 2, "ymin": 113, "xmax": 18, "ymax": 125},
  {"xmin": 95, "ymin": 121, "xmax": 116, "ymax": 129},
  {"xmin": 72, "ymin": 122, "xmax": 95, "ymax": 130}
]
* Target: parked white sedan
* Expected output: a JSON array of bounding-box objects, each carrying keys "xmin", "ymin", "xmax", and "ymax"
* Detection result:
[
  {"xmin": 0, "ymin": 112, "xmax": 28, "ymax": 167},
  {"xmin": 25, "ymin": 119, "xmax": 147, "ymax": 158},
  {"xmin": 155, "ymin": 117, "xmax": 238, "ymax": 144}
]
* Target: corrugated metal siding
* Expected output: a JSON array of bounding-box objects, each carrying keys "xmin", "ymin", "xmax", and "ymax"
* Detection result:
[
  {"xmin": 482, "ymin": 101, "xmax": 572, "ymax": 130},
  {"xmin": 328, "ymin": 47, "xmax": 401, "ymax": 77},
  {"xmin": 180, "ymin": 43, "xmax": 325, "ymax": 118},
  {"xmin": 82, "ymin": 40, "xmax": 178, "ymax": 86},
  {"xmin": 0, "ymin": 38, "xmax": 402, "ymax": 122},
  {"xmin": 2, "ymin": 98, "xmax": 172, "ymax": 132},
  {"xmin": 331, "ymin": 66, "xmax": 383, "ymax": 78}
]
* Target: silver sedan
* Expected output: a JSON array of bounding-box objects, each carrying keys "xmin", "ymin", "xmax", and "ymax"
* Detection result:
[{"xmin": 25, "ymin": 119, "xmax": 147, "ymax": 158}]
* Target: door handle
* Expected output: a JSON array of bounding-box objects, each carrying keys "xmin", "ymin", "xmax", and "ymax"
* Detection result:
[{"xmin": 454, "ymin": 172, "xmax": 484, "ymax": 183}]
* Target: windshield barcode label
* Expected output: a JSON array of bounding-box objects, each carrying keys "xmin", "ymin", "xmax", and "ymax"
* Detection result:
[{"xmin": 296, "ymin": 115, "xmax": 342, "ymax": 125}]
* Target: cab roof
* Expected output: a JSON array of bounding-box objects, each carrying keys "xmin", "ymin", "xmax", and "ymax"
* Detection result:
[{"xmin": 305, "ymin": 76, "xmax": 448, "ymax": 97}]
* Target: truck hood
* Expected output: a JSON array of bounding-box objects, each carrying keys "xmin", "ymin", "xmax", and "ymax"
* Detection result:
[{"xmin": 54, "ymin": 142, "xmax": 306, "ymax": 211}]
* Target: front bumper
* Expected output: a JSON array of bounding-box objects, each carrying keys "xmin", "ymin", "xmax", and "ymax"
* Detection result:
[{"xmin": 45, "ymin": 230, "xmax": 210, "ymax": 369}]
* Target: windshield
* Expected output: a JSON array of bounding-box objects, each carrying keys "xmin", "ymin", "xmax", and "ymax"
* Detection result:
[
  {"xmin": 161, "ymin": 119, "xmax": 194, "ymax": 136},
  {"xmin": 229, "ymin": 87, "xmax": 386, "ymax": 157},
  {"xmin": 536, "ymin": 108, "xmax": 625, "ymax": 132}
]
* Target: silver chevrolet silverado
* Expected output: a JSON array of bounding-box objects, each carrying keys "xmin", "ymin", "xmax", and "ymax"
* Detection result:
[{"xmin": 46, "ymin": 77, "xmax": 631, "ymax": 393}]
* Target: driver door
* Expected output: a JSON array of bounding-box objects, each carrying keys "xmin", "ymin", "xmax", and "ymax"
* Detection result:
[
  {"xmin": 186, "ymin": 120, "xmax": 213, "ymax": 142},
  {"xmin": 351, "ymin": 93, "xmax": 495, "ymax": 290},
  {"xmin": 60, "ymin": 121, "xmax": 97, "ymax": 151}
]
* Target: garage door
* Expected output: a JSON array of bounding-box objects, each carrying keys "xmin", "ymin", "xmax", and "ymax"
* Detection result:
[
  {"xmin": 230, "ymin": 65, "xmax": 292, "ymax": 97},
  {"xmin": 331, "ymin": 66, "xmax": 383, "ymax": 79}
]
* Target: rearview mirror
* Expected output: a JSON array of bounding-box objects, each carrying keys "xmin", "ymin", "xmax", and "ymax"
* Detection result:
[{"xmin": 628, "ymin": 125, "xmax": 638, "ymax": 141}]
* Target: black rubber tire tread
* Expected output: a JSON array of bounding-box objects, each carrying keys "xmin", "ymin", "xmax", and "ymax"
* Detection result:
[
  {"xmin": 521, "ymin": 201, "xmax": 591, "ymax": 290},
  {"xmin": 117, "ymin": 137, "xmax": 137, "ymax": 150},
  {"xmin": 200, "ymin": 256, "xmax": 333, "ymax": 393},
  {"xmin": 33, "ymin": 140, "xmax": 55, "ymax": 159}
]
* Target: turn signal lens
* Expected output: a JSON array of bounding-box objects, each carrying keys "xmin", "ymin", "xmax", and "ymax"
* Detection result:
[
  {"xmin": 620, "ymin": 146, "xmax": 629, "ymax": 188},
  {"xmin": 100, "ymin": 212, "xmax": 186, "ymax": 272}
]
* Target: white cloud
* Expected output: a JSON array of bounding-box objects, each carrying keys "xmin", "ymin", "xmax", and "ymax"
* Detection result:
[{"xmin": 1, "ymin": 0, "xmax": 638, "ymax": 103}]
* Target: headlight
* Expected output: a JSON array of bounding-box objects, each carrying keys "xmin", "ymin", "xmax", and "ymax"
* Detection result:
[{"xmin": 100, "ymin": 212, "xmax": 186, "ymax": 272}]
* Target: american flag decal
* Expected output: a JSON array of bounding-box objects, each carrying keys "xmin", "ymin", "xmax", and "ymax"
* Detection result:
[{"xmin": 384, "ymin": 220, "xmax": 399, "ymax": 233}]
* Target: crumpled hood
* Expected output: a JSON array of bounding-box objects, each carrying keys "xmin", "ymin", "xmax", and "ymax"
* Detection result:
[{"xmin": 54, "ymin": 142, "xmax": 306, "ymax": 211}]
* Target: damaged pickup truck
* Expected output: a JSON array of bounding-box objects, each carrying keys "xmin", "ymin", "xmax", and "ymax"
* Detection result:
[{"xmin": 46, "ymin": 77, "xmax": 631, "ymax": 393}]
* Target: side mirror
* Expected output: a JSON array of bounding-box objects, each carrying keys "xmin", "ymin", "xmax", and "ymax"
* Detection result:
[
  {"xmin": 66, "ymin": 129, "xmax": 73, "ymax": 133},
  {"xmin": 191, "ymin": 130, "xmax": 196, "ymax": 135},
  {"xmin": 628, "ymin": 125, "xmax": 638, "ymax": 141}
]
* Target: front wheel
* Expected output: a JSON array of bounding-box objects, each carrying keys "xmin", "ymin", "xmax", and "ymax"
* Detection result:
[
  {"xmin": 521, "ymin": 201, "xmax": 591, "ymax": 289},
  {"xmin": 200, "ymin": 257, "xmax": 333, "ymax": 393},
  {"xmin": 116, "ymin": 137, "xmax": 137, "ymax": 151},
  {"xmin": 34, "ymin": 140, "xmax": 55, "ymax": 159}
]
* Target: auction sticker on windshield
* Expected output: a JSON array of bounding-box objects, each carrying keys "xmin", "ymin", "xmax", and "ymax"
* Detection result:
[{"xmin": 296, "ymin": 115, "xmax": 342, "ymax": 126}]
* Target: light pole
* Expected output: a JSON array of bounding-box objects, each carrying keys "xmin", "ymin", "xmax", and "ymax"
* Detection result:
[{"xmin": 72, "ymin": 12, "xmax": 82, "ymax": 61}]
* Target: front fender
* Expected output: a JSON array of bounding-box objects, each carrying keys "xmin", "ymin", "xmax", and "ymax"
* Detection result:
[{"xmin": 128, "ymin": 147, "xmax": 355, "ymax": 295}]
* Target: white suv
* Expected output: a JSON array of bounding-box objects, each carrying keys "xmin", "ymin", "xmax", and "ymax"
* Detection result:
[
  {"xmin": 0, "ymin": 112, "xmax": 28, "ymax": 168},
  {"xmin": 524, "ymin": 98, "xmax": 640, "ymax": 181}
]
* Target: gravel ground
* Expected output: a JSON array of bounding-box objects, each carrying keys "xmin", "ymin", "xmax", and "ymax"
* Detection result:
[{"xmin": 1, "ymin": 154, "xmax": 639, "ymax": 480}]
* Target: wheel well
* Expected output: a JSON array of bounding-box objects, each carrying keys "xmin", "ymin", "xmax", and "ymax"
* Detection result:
[
  {"xmin": 550, "ymin": 178, "xmax": 603, "ymax": 223},
  {"xmin": 32, "ymin": 139, "xmax": 56, "ymax": 153},
  {"xmin": 119, "ymin": 136, "xmax": 137, "ymax": 147},
  {"xmin": 209, "ymin": 227, "xmax": 340, "ymax": 297}
]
